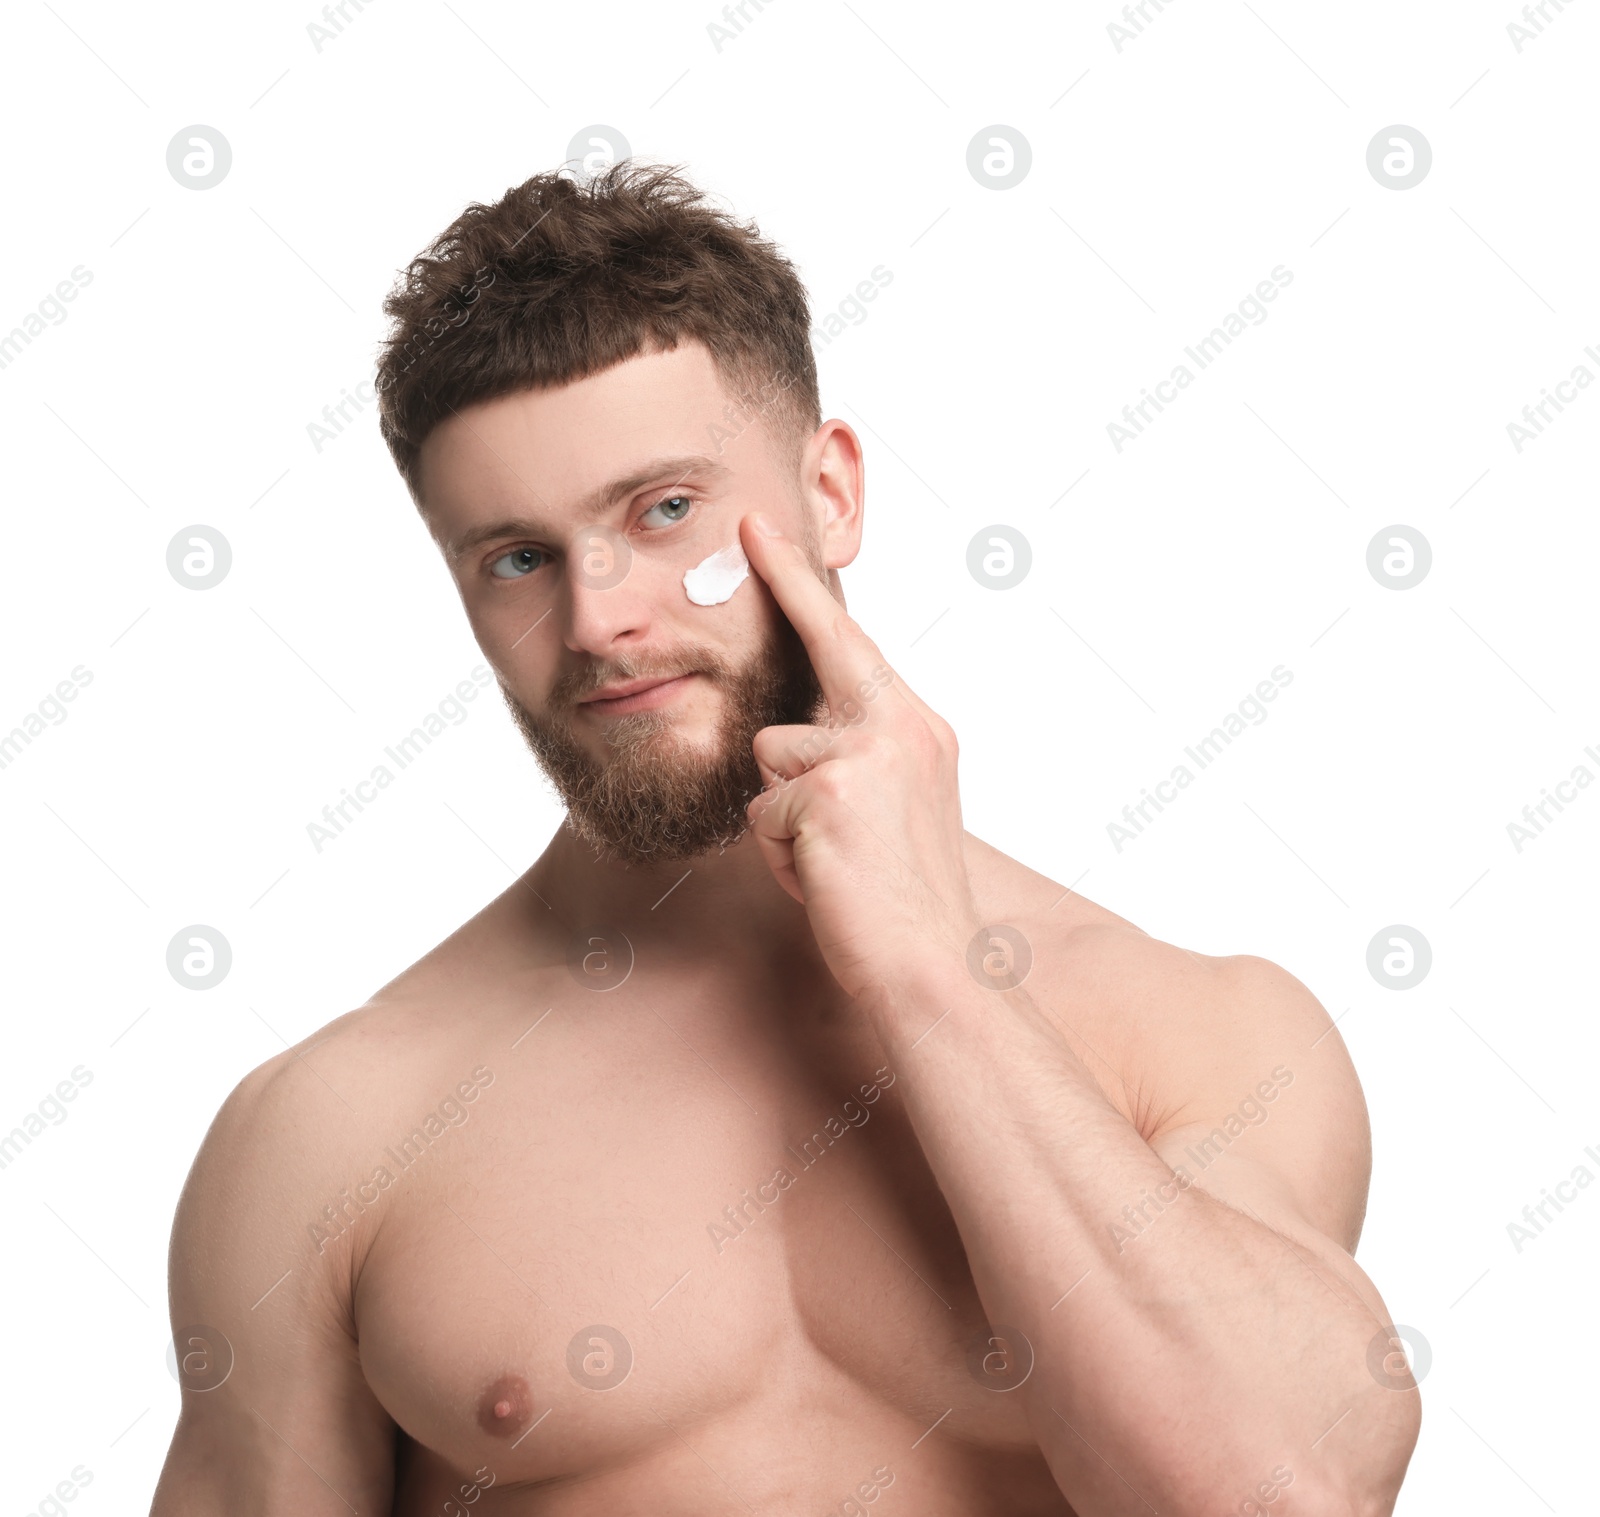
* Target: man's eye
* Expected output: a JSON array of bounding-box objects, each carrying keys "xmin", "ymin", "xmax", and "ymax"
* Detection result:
[
  {"xmin": 639, "ymin": 494, "xmax": 693, "ymax": 528},
  {"xmin": 489, "ymin": 547, "xmax": 545, "ymax": 579}
]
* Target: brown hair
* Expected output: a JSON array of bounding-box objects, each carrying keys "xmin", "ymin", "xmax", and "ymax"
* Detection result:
[{"xmin": 374, "ymin": 160, "xmax": 821, "ymax": 502}]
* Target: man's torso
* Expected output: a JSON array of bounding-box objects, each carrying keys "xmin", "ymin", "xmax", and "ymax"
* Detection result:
[{"xmin": 289, "ymin": 839, "xmax": 1194, "ymax": 1514}]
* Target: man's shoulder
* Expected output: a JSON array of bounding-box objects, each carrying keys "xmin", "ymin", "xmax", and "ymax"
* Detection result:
[
  {"xmin": 967, "ymin": 841, "xmax": 1370, "ymax": 1244},
  {"xmin": 1044, "ymin": 914, "xmax": 1325, "ymax": 1040},
  {"xmin": 965, "ymin": 829, "xmax": 1335, "ymax": 1034},
  {"xmin": 212, "ymin": 871, "xmax": 559, "ymax": 1154},
  {"xmin": 965, "ymin": 833, "xmax": 1360, "ymax": 1130},
  {"xmin": 187, "ymin": 888, "xmax": 546, "ymax": 1223},
  {"xmin": 188, "ymin": 1001, "xmax": 448, "ymax": 1215},
  {"xmin": 173, "ymin": 989, "xmax": 510, "ymax": 1320}
]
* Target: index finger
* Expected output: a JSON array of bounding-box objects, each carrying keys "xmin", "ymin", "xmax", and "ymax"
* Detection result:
[{"xmin": 739, "ymin": 511, "xmax": 887, "ymax": 717}]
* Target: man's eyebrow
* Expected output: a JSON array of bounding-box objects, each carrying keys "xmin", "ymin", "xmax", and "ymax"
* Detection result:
[{"xmin": 446, "ymin": 454, "xmax": 733, "ymax": 561}]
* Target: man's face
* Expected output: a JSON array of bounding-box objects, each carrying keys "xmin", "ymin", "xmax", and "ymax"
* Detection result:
[{"xmin": 414, "ymin": 340, "xmax": 828, "ymax": 865}]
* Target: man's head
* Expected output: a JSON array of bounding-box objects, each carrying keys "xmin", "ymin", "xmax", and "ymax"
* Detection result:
[{"xmin": 374, "ymin": 163, "xmax": 864, "ymax": 867}]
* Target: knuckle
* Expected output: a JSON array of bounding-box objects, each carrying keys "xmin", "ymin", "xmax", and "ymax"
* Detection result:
[
  {"xmin": 903, "ymin": 720, "xmax": 941, "ymax": 763},
  {"xmin": 830, "ymin": 611, "xmax": 865, "ymax": 646},
  {"xmin": 789, "ymin": 727, "xmax": 833, "ymax": 769},
  {"xmin": 747, "ymin": 789, "xmax": 782, "ymax": 830},
  {"xmin": 855, "ymin": 730, "xmax": 895, "ymax": 762},
  {"xmin": 811, "ymin": 763, "xmax": 850, "ymax": 803}
]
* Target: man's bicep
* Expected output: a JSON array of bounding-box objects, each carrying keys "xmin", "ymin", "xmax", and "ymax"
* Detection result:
[
  {"xmin": 1148, "ymin": 952, "xmax": 1374, "ymax": 1255},
  {"xmin": 152, "ymin": 1056, "xmax": 396, "ymax": 1515}
]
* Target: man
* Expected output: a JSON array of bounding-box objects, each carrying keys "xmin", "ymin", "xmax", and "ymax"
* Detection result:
[{"xmin": 153, "ymin": 161, "xmax": 1419, "ymax": 1514}]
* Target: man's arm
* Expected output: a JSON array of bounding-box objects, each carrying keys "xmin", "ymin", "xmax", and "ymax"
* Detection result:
[
  {"xmin": 735, "ymin": 515, "xmax": 1420, "ymax": 1514},
  {"xmin": 863, "ymin": 928, "xmax": 1419, "ymax": 1515},
  {"xmin": 151, "ymin": 1051, "xmax": 396, "ymax": 1515}
]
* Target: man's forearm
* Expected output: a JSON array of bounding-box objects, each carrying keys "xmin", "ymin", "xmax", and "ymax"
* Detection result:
[{"xmin": 862, "ymin": 948, "xmax": 1413, "ymax": 1515}]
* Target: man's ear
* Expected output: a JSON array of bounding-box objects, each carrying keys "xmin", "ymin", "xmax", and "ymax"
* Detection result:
[{"xmin": 806, "ymin": 420, "xmax": 865, "ymax": 571}]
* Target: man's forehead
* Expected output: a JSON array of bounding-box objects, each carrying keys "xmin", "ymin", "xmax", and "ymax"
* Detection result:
[
  {"xmin": 427, "ymin": 339, "xmax": 729, "ymax": 460},
  {"xmin": 419, "ymin": 344, "xmax": 786, "ymax": 550}
]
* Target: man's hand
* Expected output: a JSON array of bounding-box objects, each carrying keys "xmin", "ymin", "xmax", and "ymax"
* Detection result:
[{"xmin": 739, "ymin": 511, "xmax": 978, "ymax": 1001}]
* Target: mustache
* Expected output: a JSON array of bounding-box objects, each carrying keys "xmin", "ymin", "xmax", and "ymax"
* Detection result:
[{"xmin": 551, "ymin": 645, "xmax": 736, "ymax": 707}]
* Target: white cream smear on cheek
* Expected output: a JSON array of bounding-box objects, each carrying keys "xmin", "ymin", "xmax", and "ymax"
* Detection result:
[{"xmin": 683, "ymin": 542, "xmax": 750, "ymax": 606}]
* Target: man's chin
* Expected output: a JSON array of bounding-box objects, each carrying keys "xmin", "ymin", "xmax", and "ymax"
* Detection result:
[
  {"xmin": 558, "ymin": 743, "xmax": 762, "ymax": 867},
  {"xmin": 504, "ymin": 698, "xmax": 762, "ymax": 867},
  {"xmin": 582, "ymin": 705, "xmax": 709, "ymax": 755}
]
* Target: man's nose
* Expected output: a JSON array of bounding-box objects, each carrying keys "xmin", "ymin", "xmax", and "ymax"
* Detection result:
[{"xmin": 561, "ymin": 542, "xmax": 653, "ymax": 657}]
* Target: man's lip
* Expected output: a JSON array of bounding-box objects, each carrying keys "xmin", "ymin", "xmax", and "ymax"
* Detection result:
[{"xmin": 577, "ymin": 673, "xmax": 693, "ymax": 705}]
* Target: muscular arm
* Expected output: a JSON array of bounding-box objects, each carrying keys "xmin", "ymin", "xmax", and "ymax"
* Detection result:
[
  {"xmin": 864, "ymin": 928, "xmax": 1420, "ymax": 1516},
  {"xmin": 151, "ymin": 1051, "xmax": 396, "ymax": 1515},
  {"xmin": 736, "ymin": 517, "xmax": 1419, "ymax": 1512}
]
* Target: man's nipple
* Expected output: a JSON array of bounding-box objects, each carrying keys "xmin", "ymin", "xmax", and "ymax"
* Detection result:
[{"xmin": 476, "ymin": 1372, "xmax": 535, "ymax": 1438}]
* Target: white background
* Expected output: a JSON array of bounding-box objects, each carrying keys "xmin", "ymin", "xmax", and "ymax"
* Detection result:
[{"xmin": 1, "ymin": 0, "xmax": 1595, "ymax": 1511}]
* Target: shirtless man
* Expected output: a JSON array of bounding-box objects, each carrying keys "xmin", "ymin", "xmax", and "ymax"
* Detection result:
[{"xmin": 152, "ymin": 162, "xmax": 1419, "ymax": 1515}]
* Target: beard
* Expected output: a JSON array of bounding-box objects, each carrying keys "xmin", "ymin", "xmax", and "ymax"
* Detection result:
[{"xmin": 499, "ymin": 614, "xmax": 825, "ymax": 867}]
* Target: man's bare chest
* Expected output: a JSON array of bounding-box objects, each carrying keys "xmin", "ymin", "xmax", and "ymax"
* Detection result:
[{"xmin": 346, "ymin": 996, "xmax": 1063, "ymax": 1507}]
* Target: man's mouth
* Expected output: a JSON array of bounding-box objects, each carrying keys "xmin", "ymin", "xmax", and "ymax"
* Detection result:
[{"xmin": 575, "ymin": 673, "xmax": 699, "ymax": 715}]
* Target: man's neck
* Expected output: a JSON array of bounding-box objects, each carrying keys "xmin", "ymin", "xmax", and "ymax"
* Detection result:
[{"xmin": 522, "ymin": 819, "xmax": 822, "ymax": 969}]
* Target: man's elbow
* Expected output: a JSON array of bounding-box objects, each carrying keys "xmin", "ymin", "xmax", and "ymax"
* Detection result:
[{"xmin": 1296, "ymin": 1386, "xmax": 1422, "ymax": 1517}]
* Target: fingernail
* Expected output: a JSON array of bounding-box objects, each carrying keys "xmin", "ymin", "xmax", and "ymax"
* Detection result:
[{"xmin": 751, "ymin": 513, "xmax": 783, "ymax": 538}]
